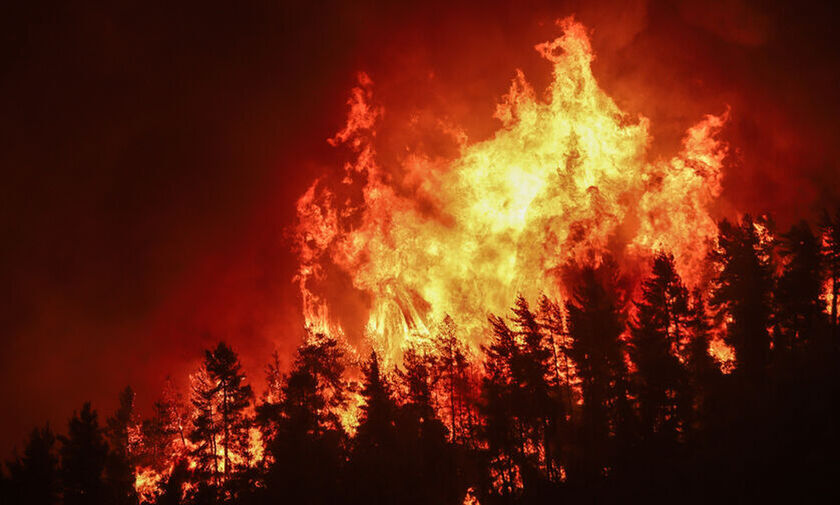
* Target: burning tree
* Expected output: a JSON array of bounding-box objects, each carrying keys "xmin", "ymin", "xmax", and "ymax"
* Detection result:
[
  {"xmin": 104, "ymin": 387, "xmax": 140, "ymax": 505},
  {"xmin": 431, "ymin": 315, "xmax": 479, "ymax": 446},
  {"xmin": 821, "ymin": 209, "xmax": 840, "ymax": 335},
  {"xmin": 4, "ymin": 12, "xmax": 840, "ymax": 505},
  {"xmin": 710, "ymin": 216, "xmax": 775, "ymax": 384},
  {"xmin": 189, "ymin": 343, "xmax": 253, "ymax": 491}
]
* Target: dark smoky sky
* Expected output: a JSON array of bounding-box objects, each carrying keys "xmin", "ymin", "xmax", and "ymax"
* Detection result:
[{"xmin": 0, "ymin": 0, "xmax": 838, "ymax": 456}]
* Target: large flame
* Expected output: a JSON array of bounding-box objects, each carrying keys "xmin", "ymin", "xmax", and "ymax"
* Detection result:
[{"xmin": 295, "ymin": 18, "xmax": 728, "ymax": 360}]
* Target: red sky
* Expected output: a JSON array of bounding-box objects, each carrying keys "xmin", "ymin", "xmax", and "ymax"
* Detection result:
[{"xmin": 1, "ymin": 0, "xmax": 839, "ymax": 457}]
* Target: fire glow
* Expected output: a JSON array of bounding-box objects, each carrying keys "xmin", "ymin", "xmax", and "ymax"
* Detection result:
[
  {"xmin": 7, "ymin": 5, "xmax": 840, "ymax": 505},
  {"xmin": 295, "ymin": 18, "xmax": 729, "ymax": 361},
  {"xmin": 129, "ymin": 18, "xmax": 743, "ymax": 498}
]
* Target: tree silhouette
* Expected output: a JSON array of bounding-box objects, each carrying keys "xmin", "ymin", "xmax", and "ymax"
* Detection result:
[
  {"xmin": 710, "ymin": 216, "xmax": 775, "ymax": 384},
  {"xmin": 564, "ymin": 264, "xmax": 631, "ymax": 485},
  {"xmin": 396, "ymin": 347, "xmax": 462, "ymax": 505},
  {"xmin": 189, "ymin": 342, "xmax": 253, "ymax": 491},
  {"xmin": 60, "ymin": 402, "xmax": 109, "ymax": 505},
  {"xmin": 260, "ymin": 333, "xmax": 349, "ymax": 505},
  {"xmin": 189, "ymin": 366, "xmax": 222, "ymax": 485},
  {"xmin": 8, "ymin": 209, "xmax": 840, "ymax": 503},
  {"xmin": 537, "ymin": 295, "xmax": 574, "ymax": 419},
  {"xmin": 254, "ymin": 350, "xmax": 284, "ymax": 445},
  {"xmin": 510, "ymin": 295, "xmax": 565, "ymax": 484},
  {"xmin": 684, "ymin": 289, "xmax": 722, "ymax": 434},
  {"xmin": 479, "ymin": 311, "xmax": 524, "ymax": 497},
  {"xmin": 6, "ymin": 425, "xmax": 60, "ymax": 505},
  {"xmin": 776, "ymin": 221, "xmax": 826, "ymax": 356},
  {"xmin": 105, "ymin": 386, "xmax": 140, "ymax": 505},
  {"xmin": 822, "ymin": 208, "xmax": 840, "ymax": 335},
  {"xmin": 432, "ymin": 315, "xmax": 475, "ymax": 445},
  {"xmin": 629, "ymin": 253, "xmax": 690, "ymax": 443},
  {"xmin": 349, "ymin": 351, "xmax": 400, "ymax": 505},
  {"xmin": 156, "ymin": 459, "xmax": 189, "ymax": 505}
]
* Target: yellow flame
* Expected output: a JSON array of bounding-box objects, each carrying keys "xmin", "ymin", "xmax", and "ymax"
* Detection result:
[
  {"xmin": 134, "ymin": 466, "xmax": 165, "ymax": 502},
  {"xmin": 295, "ymin": 17, "xmax": 728, "ymax": 362}
]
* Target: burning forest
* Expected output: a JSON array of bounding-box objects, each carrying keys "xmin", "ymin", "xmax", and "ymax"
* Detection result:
[{"xmin": 2, "ymin": 2, "xmax": 840, "ymax": 504}]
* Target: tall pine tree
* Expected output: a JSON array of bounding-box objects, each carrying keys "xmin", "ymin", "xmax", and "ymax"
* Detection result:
[
  {"xmin": 189, "ymin": 342, "xmax": 254, "ymax": 489},
  {"xmin": 350, "ymin": 351, "xmax": 400, "ymax": 505},
  {"xmin": 396, "ymin": 347, "xmax": 462, "ymax": 505},
  {"xmin": 565, "ymin": 265, "xmax": 631, "ymax": 484},
  {"xmin": 776, "ymin": 221, "xmax": 826, "ymax": 356},
  {"xmin": 261, "ymin": 333, "xmax": 349, "ymax": 505},
  {"xmin": 60, "ymin": 403, "xmax": 109, "ymax": 505},
  {"xmin": 432, "ymin": 315, "xmax": 475, "ymax": 445},
  {"xmin": 822, "ymin": 208, "xmax": 840, "ymax": 335},
  {"xmin": 710, "ymin": 216, "xmax": 775, "ymax": 384},
  {"xmin": 105, "ymin": 386, "xmax": 139, "ymax": 505},
  {"xmin": 479, "ymin": 313, "xmax": 524, "ymax": 497},
  {"xmin": 629, "ymin": 253, "xmax": 690, "ymax": 442}
]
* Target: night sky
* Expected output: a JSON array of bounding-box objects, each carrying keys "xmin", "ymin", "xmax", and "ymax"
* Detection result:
[{"xmin": 1, "ymin": 0, "xmax": 838, "ymax": 457}]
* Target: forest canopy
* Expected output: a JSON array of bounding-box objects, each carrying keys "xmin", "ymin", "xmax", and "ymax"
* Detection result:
[{"xmin": 3, "ymin": 212, "xmax": 840, "ymax": 504}]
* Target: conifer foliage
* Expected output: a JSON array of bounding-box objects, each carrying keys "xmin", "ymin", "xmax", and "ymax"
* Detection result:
[{"xmin": 3, "ymin": 214, "xmax": 840, "ymax": 504}]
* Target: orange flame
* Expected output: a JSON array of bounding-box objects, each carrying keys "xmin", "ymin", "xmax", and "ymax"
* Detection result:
[
  {"xmin": 133, "ymin": 376, "xmax": 267, "ymax": 501},
  {"xmin": 134, "ymin": 466, "xmax": 165, "ymax": 502},
  {"xmin": 295, "ymin": 18, "xmax": 729, "ymax": 362}
]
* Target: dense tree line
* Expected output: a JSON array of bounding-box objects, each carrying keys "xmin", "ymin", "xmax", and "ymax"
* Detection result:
[{"xmin": 3, "ymin": 212, "xmax": 840, "ymax": 504}]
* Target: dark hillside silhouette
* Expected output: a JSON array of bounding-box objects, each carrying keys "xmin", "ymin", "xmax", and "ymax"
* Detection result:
[{"xmin": 3, "ymin": 214, "xmax": 840, "ymax": 504}]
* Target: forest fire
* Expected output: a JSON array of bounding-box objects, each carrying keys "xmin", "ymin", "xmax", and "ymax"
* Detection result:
[
  {"xmin": 295, "ymin": 18, "xmax": 729, "ymax": 363},
  {"xmin": 4, "ymin": 3, "xmax": 840, "ymax": 505}
]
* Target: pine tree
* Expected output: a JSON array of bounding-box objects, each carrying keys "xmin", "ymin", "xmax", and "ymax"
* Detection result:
[
  {"xmin": 189, "ymin": 342, "xmax": 254, "ymax": 489},
  {"xmin": 684, "ymin": 289, "xmax": 721, "ymax": 433},
  {"xmin": 255, "ymin": 350, "xmax": 284, "ymax": 444},
  {"xmin": 262, "ymin": 333, "xmax": 349, "ymax": 505},
  {"xmin": 537, "ymin": 295, "xmax": 574, "ymax": 414},
  {"xmin": 479, "ymin": 295, "xmax": 567, "ymax": 496},
  {"xmin": 140, "ymin": 378, "xmax": 189, "ymax": 474},
  {"xmin": 710, "ymin": 216, "xmax": 775, "ymax": 384},
  {"xmin": 432, "ymin": 315, "xmax": 478, "ymax": 446},
  {"xmin": 60, "ymin": 403, "xmax": 109, "ymax": 505},
  {"xmin": 355, "ymin": 351, "xmax": 398, "ymax": 451},
  {"xmin": 6, "ymin": 425, "xmax": 60, "ymax": 505},
  {"xmin": 282, "ymin": 333, "xmax": 350, "ymax": 435},
  {"xmin": 536, "ymin": 295, "xmax": 576, "ymax": 487},
  {"xmin": 350, "ymin": 351, "xmax": 401, "ymax": 504},
  {"xmin": 105, "ymin": 386, "xmax": 139, "ymax": 505},
  {"xmin": 398, "ymin": 347, "xmax": 439, "ymax": 429},
  {"xmin": 629, "ymin": 253, "xmax": 690, "ymax": 442},
  {"xmin": 189, "ymin": 366, "xmax": 222, "ymax": 484},
  {"xmin": 510, "ymin": 295, "xmax": 564, "ymax": 483},
  {"xmin": 822, "ymin": 208, "xmax": 840, "ymax": 335},
  {"xmin": 206, "ymin": 342, "xmax": 254, "ymax": 478},
  {"xmin": 479, "ymin": 313, "xmax": 522, "ymax": 496},
  {"xmin": 564, "ymin": 264, "xmax": 631, "ymax": 484},
  {"xmin": 776, "ymin": 221, "xmax": 826, "ymax": 355},
  {"xmin": 396, "ymin": 347, "xmax": 461, "ymax": 505},
  {"xmin": 433, "ymin": 315, "xmax": 462, "ymax": 442}
]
